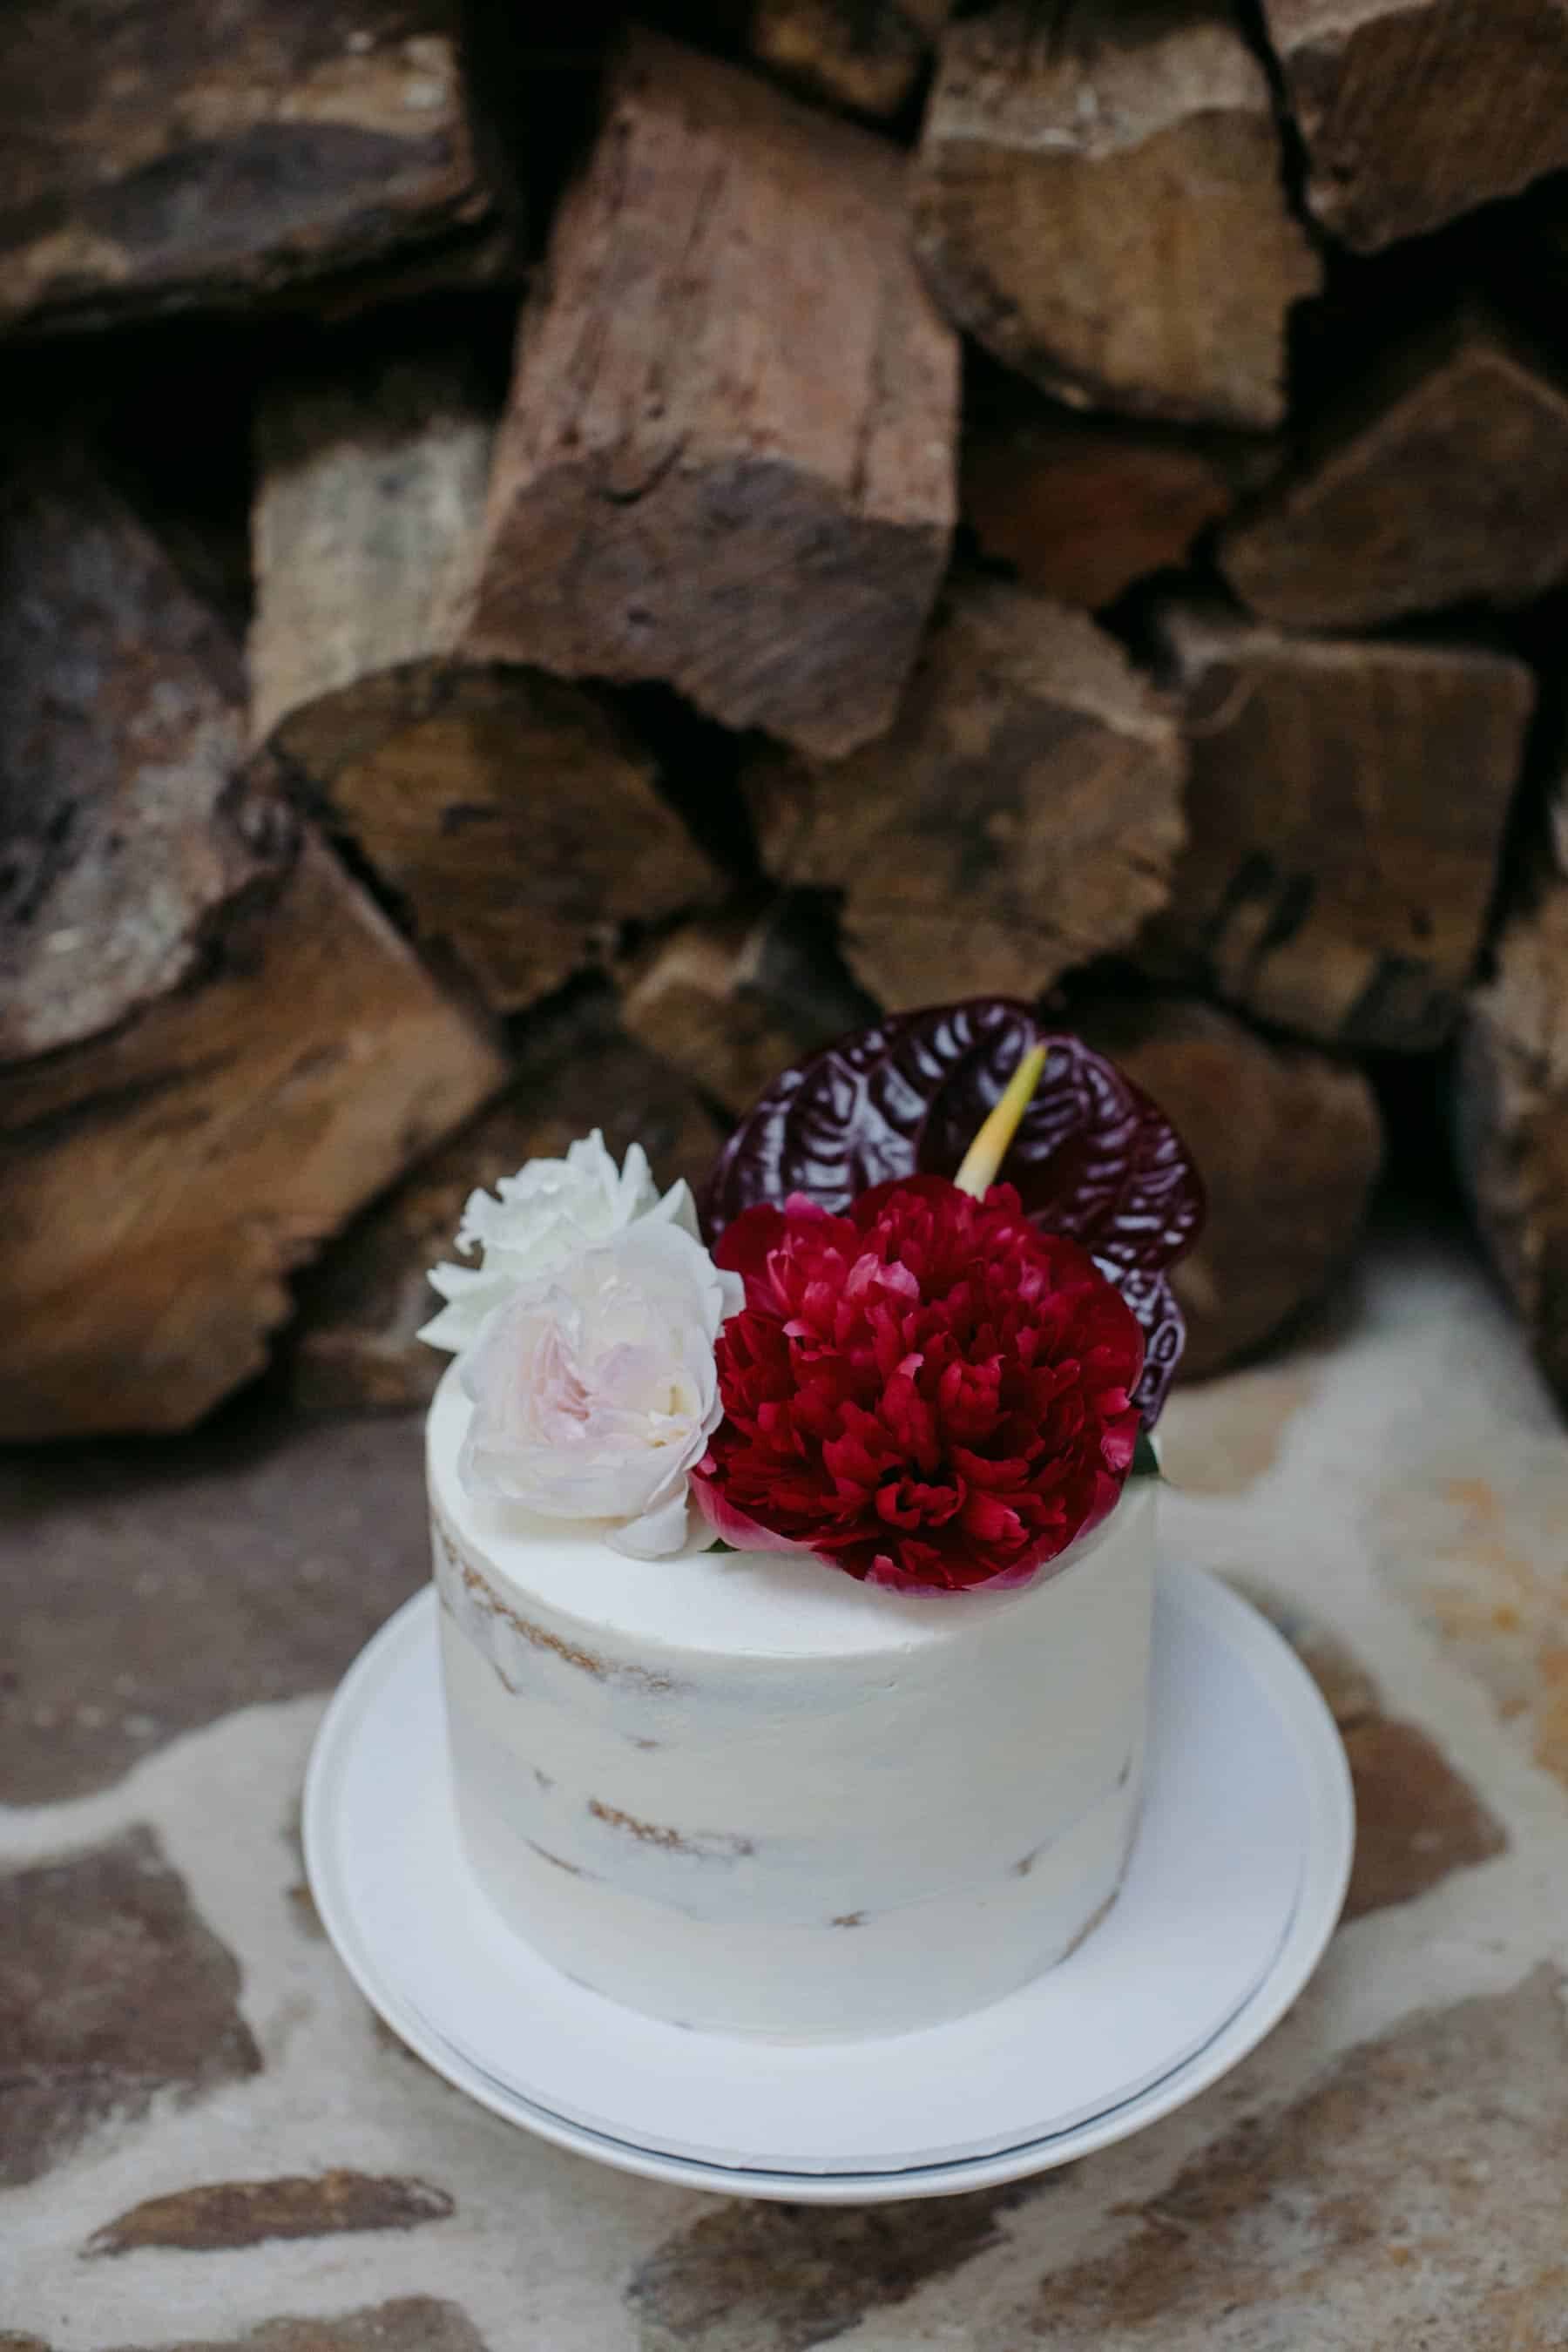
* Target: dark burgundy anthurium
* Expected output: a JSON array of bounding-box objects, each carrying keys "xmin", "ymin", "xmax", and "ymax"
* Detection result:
[{"xmin": 700, "ymin": 998, "xmax": 1206, "ymax": 1425}]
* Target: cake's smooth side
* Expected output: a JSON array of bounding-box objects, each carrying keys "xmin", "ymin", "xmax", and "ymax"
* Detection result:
[{"xmin": 429, "ymin": 1364, "xmax": 1154, "ymax": 2039}]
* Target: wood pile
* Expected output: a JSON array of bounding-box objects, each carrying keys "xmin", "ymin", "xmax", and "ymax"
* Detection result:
[
  {"xmin": 1455, "ymin": 805, "xmax": 1568, "ymax": 1414},
  {"xmin": 3, "ymin": 2, "xmax": 1568, "ymax": 1429}
]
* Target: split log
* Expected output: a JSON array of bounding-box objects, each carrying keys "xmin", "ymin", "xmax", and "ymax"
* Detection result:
[
  {"xmin": 459, "ymin": 28, "xmax": 959, "ymax": 759},
  {"xmin": 250, "ymin": 356, "xmax": 723, "ymax": 1011},
  {"xmin": 962, "ymin": 375, "xmax": 1275, "ymax": 609},
  {"xmin": 1258, "ymin": 0, "xmax": 1568, "ymax": 253},
  {"xmin": 1455, "ymin": 830, "xmax": 1568, "ymax": 1414},
  {"xmin": 0, "ymin": 825, "xmax": 505, "ymax": 1439},
  {"xmin": 0, "ymin": 0, "xmax": 504, "ymax": 335},
  {"xmin": 1143, "ymin": 600, "xmax": 1534, "ymax": 1052},
  {"xmin": 1072, "ymin": 994, "xmax": 1382, "ymax": 1378},
  {"xmin": 912, "ymin": 0, "xmax": 1320, "ymax": 429},
  {"xmin": 1220, "ymin": 315, "xmax": 1568, "ymax": 631},
  {"xmin": 750, "ymin": 0, "xmax": 951, "ymax": 118},
  {"xmin": 289, "ymin": 985, "xmax": 721, "ymax": 1413},
  {"xmin": 619, "ymin": 893, "xmax": 877, "ymax": 1115},
  {"xmin": 0, "ymin": 443, "xmax": 279, "ymax": 1061},
  {"xmin": 747, "ymin": 576, "xmax": 1186, "ymax": 1010}
]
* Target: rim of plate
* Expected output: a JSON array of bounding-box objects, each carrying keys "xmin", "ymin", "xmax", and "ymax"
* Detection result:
[{"xmin": 304, "ymin": 1559, "xmax": 1353, "ymax": 2203}]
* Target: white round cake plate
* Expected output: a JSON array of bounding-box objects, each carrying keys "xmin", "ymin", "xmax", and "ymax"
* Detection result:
[{"xmin": 305, "ymin": 1556, "xmax": 1352, "ymax": 2203}]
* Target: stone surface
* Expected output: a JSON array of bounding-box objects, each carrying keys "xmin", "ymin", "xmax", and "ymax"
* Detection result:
[
  {"xmin": 1233, "ymin": 1584, "xmax": 1382, "ymax": 1731},
  {"xmin": 0, "ymin": 1407, "xmax": 430, "ymax": 1802},
  {"xmin": 86, "ymin": 2171, "xmax": 454, "ymax": 2256},
  {"xmin": 0, "ymin": 1828, "xmax": 260, "ymax": 2188},
  {"xmin": 4, "ymin": 1228, "xmax": 1568, "ymax": 2348},
  {"xmin": 100, "ymin": 2304, "xmax": 487, "ymax": 2352},
  {"xmin": 1377, "ymin": 1460, "xmax": 1568, "ymax": 1796},
  {"xmin": 631, "ymin": 2187, "xmax": 1037, "ymax": 2351},
  {"xmin": 1158, "ymin": 1366, "xmax": 1320, "ymax": 1497},
  {"xmin": 1339, "ymin": 1717, "xmax": 1509, "ymax": 1922},
  {"xmin": 1004, "ymin": 1970, "xmax": 1568, "ymax": 2349},
  {"xmin": 1231, "ymin": 1584, "xmax": 1508, "ymax": 1920}
]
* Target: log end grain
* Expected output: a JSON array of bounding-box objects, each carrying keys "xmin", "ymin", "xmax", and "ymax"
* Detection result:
[
  {"xmin": 914, "ymin": 0, "xmax": 1321, "ymax": 429},
  {"xmin": 749, "ymin": 577, "xmax": 1186, "ymax": 1009},
  {"xmin": 458, "ymin": 29, "xmax": 959, "ymax": 757}
]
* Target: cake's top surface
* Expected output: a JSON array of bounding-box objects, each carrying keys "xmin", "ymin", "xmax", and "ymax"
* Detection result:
[{"xmin": 429, "ymin": 1363, "xmax": 1150, "ymax": 1661}]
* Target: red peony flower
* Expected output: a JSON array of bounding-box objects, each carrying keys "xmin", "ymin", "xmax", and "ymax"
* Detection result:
[{"xmin": 692, "ymin": 1176, "xmax": 1145, "ymax": 1594}]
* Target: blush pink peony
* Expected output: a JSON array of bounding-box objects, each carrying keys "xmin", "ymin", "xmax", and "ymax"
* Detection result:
[{"xmin": 457, "ymin": 1218, "xmax": 744, "ymax": 1558}]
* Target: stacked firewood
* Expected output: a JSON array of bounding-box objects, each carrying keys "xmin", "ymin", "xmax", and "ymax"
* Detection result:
[{"xmin": 3, "ymin": 0, "xmax": 1567, "ymax": 1436}]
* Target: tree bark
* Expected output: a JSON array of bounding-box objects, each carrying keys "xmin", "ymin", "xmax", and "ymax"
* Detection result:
[
  {"xmin": 1220, "ymin": 314, "xmax": 1568, "ymax": 631},
  {"xmin": 1073, "ymin": 992, "xmax": 1383, "ymax": 1379},
  {"xmin": 0, "ymin": 825, "xmax": 505, "ymax": 1438},
  {"xmin": 250, "ymin": 355, "xmax": 723, "ymax": 1012},
  {"xmin": 1258, "ymin": 0, "xmax": 1568, "ymax": 253},
  {"xmin": 913, "ymin": 0, "xmax": 1320, "ymax": 429},
  {"xmin": 747, "ymin": 576, "xmax": 1186, "ymax": 1010},
  {"xmin": 1455, "ymin": 832, "xmax": 1568, "ymax": 1414},
  {"xmin": 619, "ymin": 893, "xmax": 877, "ymax": 1115},
  {"xmin": 1143, "ymin": 598, "xmax": 1534, "ymax": 1051},
  {"xmin": 0, "ymin": 442, "xmax": 281, "ymax": 1062},
  {"xmin": 288, "ymin": 984, "xmax": 720, "ymax": 1414},
  {"xmin": 459, "ymin": 27, "xmax": 959, "ymax": 759},
  {"xmin": 0, "ymin": 0, "xmax": 505, "ymax": 335}
]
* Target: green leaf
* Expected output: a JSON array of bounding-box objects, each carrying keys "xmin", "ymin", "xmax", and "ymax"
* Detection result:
[
  {"xmin": 1131, "ymin": 1429, "xmax": 1162, "ymax": 1479},
  {"xmin": 706, "ymin": 1538, "xmax": 737, "ymax": 1553}
]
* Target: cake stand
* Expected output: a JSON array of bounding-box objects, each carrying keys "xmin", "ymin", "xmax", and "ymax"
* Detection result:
[{"xmin": 305, "ymin": 1553, "xmax": 1353, "ymax": 2201}]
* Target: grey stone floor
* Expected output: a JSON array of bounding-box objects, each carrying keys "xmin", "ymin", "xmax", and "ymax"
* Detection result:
[{"xmin": 3, "ymin": 1220, "xmax": 1566, "ymax": 2349}]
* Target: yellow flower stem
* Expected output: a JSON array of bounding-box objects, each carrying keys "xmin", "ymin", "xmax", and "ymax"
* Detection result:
[{"xmin": 952, "ymin": 1041, "xmax": 1048, "ymax": 1200}]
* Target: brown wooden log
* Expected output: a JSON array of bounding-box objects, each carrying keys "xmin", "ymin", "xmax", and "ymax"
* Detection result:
[
  {"xmin": 459, "ymin": 28, "xmax": 959, "ymax": 759},
  {"xmin": 912, "ymin": 0, "xmax": 1320, "ymax": 429},
  {"xmin": 250, "ymin": 355, "xmax": 724, "ymax": 1012},
  {"xmin": 961, "ymin": 375, "xmax": 1275, "ymax": 609},
  {"xmin": 1258, "ymin": 0, "xmax": 1568, "ymax": 254},
  {"xmin": 750, "ymin": 0, "xmax": 951, "ymax": 118},
  {"xmin": 0, "ymin": 0, "xmax": 505, "ymax": 335},
  {"xmin": 1072, "ymin": 993, "xmax": 1382, "ymax": 1378},
  {"xmin": 1220, "ymin": 315, "xmax": 1568, "ymax": 631},
  {"xmin": 1454, "ymin": 828, "xmax": 1568, "ymax": 1414},
  {"xmin": 289, "ymin": 984, "xmax": 721, "ymax": 1414},
  {"xmin": 619, "ymin": 893, "xmax": 877, "ymax": 1115},
  {"xmin": 0, "ymin": 825, "xmax": 505, "ymax": 1439},
  {"xmin": 0, "ymin": 443, "xmax": 280, "ymax": 1060},
  {"xmin": 1142, "ymin": 599, "xmax": 1534, "ymax": 1052},
  {"xmin": 747, "ymin": 576, "xmax": 1186, "ymax": 1010}
]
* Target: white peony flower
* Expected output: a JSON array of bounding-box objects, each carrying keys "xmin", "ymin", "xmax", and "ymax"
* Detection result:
[
  {"xmin": 420, "ymin": 1129, "xmax": 700, "ymax": 1355},
  {"xmin": 456, "ymin": 1217, "xmax": 745, "ymax": 1558}
]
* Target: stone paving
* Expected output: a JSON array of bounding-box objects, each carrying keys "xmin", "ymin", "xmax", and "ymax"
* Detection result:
[{"xmin": 3, "ymin": 1219, "xmax": 1566, "ymax": 2349}]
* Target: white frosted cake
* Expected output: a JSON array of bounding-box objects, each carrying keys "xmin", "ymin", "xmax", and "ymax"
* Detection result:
[
  {"xmin": 431, "ymin": 1366, "xmax": 1154, "ymax": 2038},
  {"xmin": 419, "ymin": 1004, "xmax": 1201, "ymax": 2044}
]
